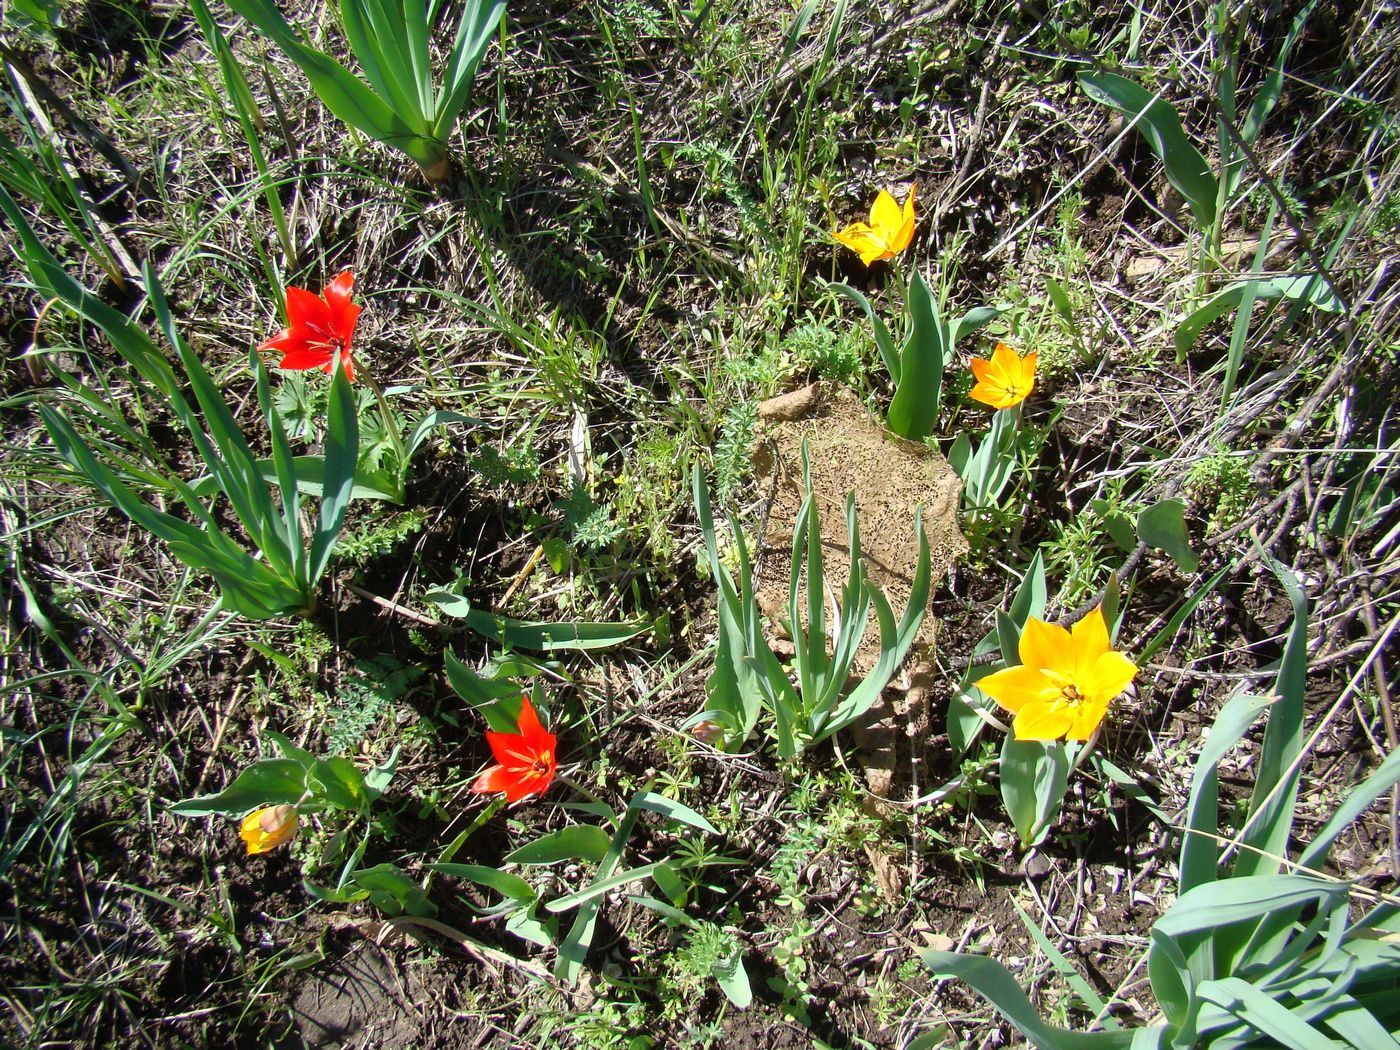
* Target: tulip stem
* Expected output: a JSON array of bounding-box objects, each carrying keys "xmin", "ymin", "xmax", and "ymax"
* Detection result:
[
  {"xmin": 360, "ymin": 372, "xmax": 408, "ymax": 499},
  {"xmin": 554, "ymin": 771, "xmax": 610, "ymax": 814}
]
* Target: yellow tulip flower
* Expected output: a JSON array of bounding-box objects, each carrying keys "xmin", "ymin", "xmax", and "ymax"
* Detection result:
[
  {"xmin": 969, "ymin": 343, "xmax": 1037, "ymax": 410},
  {"xmin": 833, "ymin": 186, "xmax": 916, "ymax": 265},
  {"xmin": 976, "ymin": 606, "xmax": 1137, "ymax": 742},
  {"xmin": 239, "ymin": 804, "xmax": 298, "ymax": 855}
]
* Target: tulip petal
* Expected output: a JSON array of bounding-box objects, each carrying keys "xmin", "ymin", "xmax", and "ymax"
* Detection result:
[
  {"xmin": 285, "ymin": 285, "xmax": 332, "ymax": 333},
  {"xmin": 977, "ymin": 664, "xmax": 1058, "ymax": 714},
  {"xmin": 990, "ymin": 342, "xmax": 1021, "ymax": 374},
  {"xmin": 1013, "ymin": 702, "xmax": 1073, "ymax": 741},
  {"xmin": 1063, "ymin": 695, "xmax": 1110, "ymax": 740},
  {"xmin": 1070, "ymin": 607, "xmax": 1112, "ymax": 680},
  {"xmin": 516, "ymin": 695, "xmax": 545, "ymax": 739},
  {"xmin": 474, "ymin": 763, "xmax": 513, "ymax": 796},
  {"xmin": 1085, "ymin": 651, "xmax": 1139, "ymax": 707},
  {"xmin": 1019, "ymin": 616, "xmax": 1073, "ymax": 677},
  {"xmin": 278, "ymin": 347, "xmax": 334, "ymax": 370},
  {"xmin": 870, "ymin": 189, "xmax": 903, "ymax": 237},
  {"xmin": 258, "ymin": 328, "xmax": 300, "ymax": 354}
]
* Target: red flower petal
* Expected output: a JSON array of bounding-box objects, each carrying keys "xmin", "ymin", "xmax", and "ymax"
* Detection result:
[
  {"xmin": 284, "ymin": 285, "xmax": 333, "ymax": 338},
  {"xmin": 279, "ymin": 347, "xmax": 335, "ymax": 371}
]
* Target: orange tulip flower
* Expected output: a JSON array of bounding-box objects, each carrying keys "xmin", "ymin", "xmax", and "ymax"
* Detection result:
[
  {"xmin": 239, "ymin": 804, "xmax": 298, "ymax": 854},
  {"xmin": 472, "ymin": 695, "xmax": 557, "ymax": 803},
  {"xmin": 969, "ymin": 343, "xmax": 1036, "ymax": 410}
]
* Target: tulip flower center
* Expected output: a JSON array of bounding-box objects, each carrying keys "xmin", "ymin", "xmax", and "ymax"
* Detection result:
[{"xmin": 530, "ymin": 751, "xmax": 552, "ymax": 776}]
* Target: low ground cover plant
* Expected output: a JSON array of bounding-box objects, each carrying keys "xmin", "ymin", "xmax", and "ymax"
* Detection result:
[{"xmin": 1, "ymin": 0, "xmax": 1395, "ymax": 1047}]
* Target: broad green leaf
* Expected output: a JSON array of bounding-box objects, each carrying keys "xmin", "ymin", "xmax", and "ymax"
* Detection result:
[
  {"xmin": 428, "ymin": 863, "xmax": 536, "ymax": 903},
  {"xmin": 920, "ymin": 951, "xmax": 1155, "ymax": 1048},
  {"xmin": 1175, "ymin": 274, "xmax": 1342, "ymax": 359},
  {"xmin": 949, "ymin": 305, "xmax": 1003, "ymax": 347},
  {"xmin": 191, "ymin": 456, "xmax": 403, "ymax": 502},
  {"xmin": 223, "ymin": 0, "xmax": 421, "ymax": 153},
  {"xmin": 556, "ymin": 807, "xmax": 640, "ymax": 983},
  {"xmin": 1196, "ymin": 976, "xmax": 1339, "ymax": 1050},
  {"xmin": 1234, "ymin": 554, "xmax": 1309, "ymax": 879},
  {"xmin": 1000, "ymin": 735, "xmax": 1071, "ymax": 847},
  {"xmin": 504, "ymin": 906, "xmax": 555, "ymax": 948},
  {"xmin": 308, "ymin": 756, "xmax": 366, "ymax": 811},
  {"xmin": 442, "ymin": 650, "xmax": 523, "ymax": 733},
  {"xmin": 714, "ymin": 949, "xmax": 752, "ymax": 1009},
  {"xmin": 1078, "ymin": 71, "xmax": 1218, "ymax": 228},
  {"xmin": 1137, "ymin": 498, "xmax": 1198, "ymax": 572},
  {"xmin": 628, "ymin": 791, "xmax": 717, "ymax": 835},
  {"xmin": 1177, "ymin": 691, "xmax": 1276, "ymax": 894},
  {"xmin": 544, "ymin": 861, "xmax": 665, "ymax": 913},
  {"xmin": 1298, "ymin": 744, "xmax": 1400, "ymax": 871},
  {"xmin": 887, "ymin": 271, "xmax": 944, "ymax": 440},
  {"xmin": 309, "ymin": 363, "xmax": 358, "ymax": 585},
  {"xmin": 350, "ymin": 862, "xmax": 436, "ymax": 918},
  {"xmin": 435, "ymin": 0, "xmax": 507, "ymax": 136},
  {"xmin": 830, "ymin": 282, "xmax": 898, "ymax": 384},
  {"xmin": 426, "ymin": 591, "xmax": 650, "ymax": 651},
  {"xmin": 505, "ymin": 826, "xmax": 611, "ymax": 866},
  {"xmin": 1154, "ymin": 876, "xmax": 1344, "ymax": 939},
  {"xmin": 169, "ymin": 758, "xmax": 306, "ymax": 816}
]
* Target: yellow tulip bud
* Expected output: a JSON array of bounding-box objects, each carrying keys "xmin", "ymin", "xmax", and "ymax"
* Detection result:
[{"xmin": 238, "ymin": 805, "xmax": 298, "ymax": 855}]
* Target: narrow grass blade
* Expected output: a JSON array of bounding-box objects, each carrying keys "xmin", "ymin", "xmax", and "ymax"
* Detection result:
[{"xmin": 1011, "ymin": 898, "xmax": 1118, "ymax": 1028}]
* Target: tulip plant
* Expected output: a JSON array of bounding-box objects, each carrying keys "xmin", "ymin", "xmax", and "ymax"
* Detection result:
[
  {"xmin": 950, "ymin": 342, "xmax": 1037, "ymax": 519},
  {"xmin": 926, "ymin": 558, "xmax": 1400, "ymax": 1047},
  {"xmin": 171, "ymin": 730, "xmax": 399, "ymax": 853},
  {"xmin": 1, "ymin": 187, "xmax": 359, "ymax": 620},
  {"xmin": 225, "ymin": 0, "xmax": 506, "ymax": 181},
  {"xmin": 253, "ymin": 270, "xmax": 477, "ymax": 504},
  {"xmin": 689, "ymin": 451, "xmax": 931, "ymax": 759}
]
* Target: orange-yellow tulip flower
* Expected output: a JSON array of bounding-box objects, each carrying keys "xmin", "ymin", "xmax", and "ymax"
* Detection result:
[
  {"xmin": 969, "ymin": 343, "xmax": 1037, "ymax": 410},
  {"xmin": 239, "ymin": 804, "xmax": 298, "ymax": 854},
  {"xmin": 833, "ymin": 186, "xmax": 916, "ymax": 265},
  {"xmin": 976, "ymin": 606, "xmax": 1137, "ymax": 742}
]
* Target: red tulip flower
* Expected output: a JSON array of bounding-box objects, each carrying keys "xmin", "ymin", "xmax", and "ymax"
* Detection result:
[
  {"xmin": 472, "ymin": 695, "xmax": 557, "ymax": 803},
  {"xmin": 259, "ymin": 270, "xmax": 360, "ymax": 382}
]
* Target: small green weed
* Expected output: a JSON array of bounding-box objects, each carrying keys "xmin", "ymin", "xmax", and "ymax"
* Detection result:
[{"xmin": 1185, "ymin": 448, "xmax": 1253, "ymax": 533}]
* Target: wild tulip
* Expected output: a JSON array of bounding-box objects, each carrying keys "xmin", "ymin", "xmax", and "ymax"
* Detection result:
[
  {"xmin": 472, "ymin": 695, "xmax": 557, "ymax": 803},
  {"xmin": 975, "ymin": 606, "xmax": 1138, "ymax": 742},
  {"xmin": 833, "ymin": 186, "xmax": 917, "ymax": 265},
  {"xmin": 239, "ymin": 804, "xmax": 299, "ymax": 854},
  {"xmin": 969, "ymin": 342, "xmax": 1037, "ymax": 410},
  {"xmin": 259, "ymin": 270, "xmax": 360, "ymax": 381}
]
